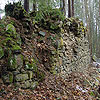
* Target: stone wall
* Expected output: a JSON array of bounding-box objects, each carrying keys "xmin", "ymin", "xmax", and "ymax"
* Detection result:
[
  {"xmin": 0, "ymin": 2, "xmax": 91, "ymax": 88},
  {"xmin": 57, "ymin": 31, "xmax": 90, "ymax": 78},
  {"xmin": 56, "ymin": 19, "xmax": 91, "ymax": 78}
]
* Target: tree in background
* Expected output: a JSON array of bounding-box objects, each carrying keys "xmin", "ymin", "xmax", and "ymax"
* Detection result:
[
  {"xmin": 74, "ymin": 0, "xmax": 100, "ymax": 60},
  {"xmin": 68, "ymin": 0, "xmax": 74, "ymax": 17},
  {"xmin": 32, "ymin": 0, "xmax": 36, "ymax": 11},
  {"xmin": 24, "ymin": 0, "xmax": 29, "ymax": 12},
  {"xmin": 68, "ymin": 0, "xmax": 71, "ymax": 17},
  {"xmin": 60, "ymin": 0, "xmax": 66, "ymax": 16},
  {"xmin": 72, "ymin": 0, "xmax": 74, "ymax": 17}
]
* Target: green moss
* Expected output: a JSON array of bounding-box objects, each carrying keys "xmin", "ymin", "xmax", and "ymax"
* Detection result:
[
  {"xmin": 50, "ymin": 23, "xmax": 59, "ymax": 30},
  {"xmin": 9, "ymin": 73, "xmax": 13, "ymax": 83},
  {"xmin": 21, "ymin": 54, "xmax": 23, "ymax": 61},
  {"xmin": 6, "ymin": 24, "xmax": 16, "ymax": 32},
  {"xmin": 2, "ymin": 37, "xmax": 13, "ymax": 44},
  {"xmin": 11, "ymin": 44, "xmax": 21, "ymax": 51},
  {"xmin": 2, "ymin": 37, "xmax": 15, "ymax": 47},
  {"xmin": 6, "ymin": 24, "xmax": 17, "ymax": 39},
  {"xmin": 0, "ymin": 46, "xmax": 4, "ymax": 59},
  {"xmin": 90, "ymin": 91, "xmax": 95, "ymax": 96},
  {"xmin": 27, "ymin": 71, "xmax": 33, "ymax": 79},
  {"xmin": 60, "ymin": 37, "xmax": 63, "ymax": 48},
  {"xmin": 50, "ymin": 66, "xmax": 57, "ymax": 75},
  {"xmin": 0, "ymin": 23, "xmax": 5, "ymax": 28}
]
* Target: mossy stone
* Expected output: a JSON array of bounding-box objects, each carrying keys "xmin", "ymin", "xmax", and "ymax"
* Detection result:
[
  {"xmin": 30, "ymin": 81, "xmax": 38, "ymax": 89},
  {"xmin": 9, "ymin": 72, "xmax": 13, "ymax": 83},
  {"xmin": 2, "ymin": 72, "xmax": 13, "ymax": 84},
  {"xmin": 6, "ymin": 24, "xmax": 16, "ymax": 34},
  {"xmin": 50, "ymin": 66, "xmax": 57, "ymax": 75},
  {"xmin": 16, "ymin": 34, "xmax": 22, "ymax": 46},
  {"xmin": 11, "ymin": 45, "xmax": 21, "ymax": 54},
  {"xmin": 15, "ymin": 74, "xmax": 29, "ymax": 82},
  {"xmin": 27, "ymin": 71, "xmax": 33, "ymax": 79},
  {"xmin": 14, "ymin": 54, "xmax": 23, "ymax": 69},
  {"xmin": 0, "ymin": 46, "xmax": 4, "ymax": 59},
  {"xmin": 21, "ymin": 81, "xmax": 30, "ymax": 89},
  {"xmin": 51, "ymin": 51, "xmax": 56, "ymax": 55},
  {"xmin": 6, "ymin": 24, "xmax": 17, "ymax": 39},
  {"xmin": 8, "ymin": 55, "xmax": 17, "ymax": 70},
  {"xmin": 15, "ymin": 81, "xmax": 31, "ymax": 89},
  {"xmin": 60, "ymin": 37, "xmax": 63, "ymax": 47},
  {"xmin": 25, "ymin": 61, "xmax": 38, "ymax": 72},
  {"xmin": 50, "ymin": 23, "xmax": 59, "ymax": 30}
]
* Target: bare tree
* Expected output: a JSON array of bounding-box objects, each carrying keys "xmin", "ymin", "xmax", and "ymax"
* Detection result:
[
  {"xmin": 60, "ymin": 0, "xmax": 66, "ymax": 16},
  {"xmin": 72, "ymin": 0, "xmax": 74, "ymax": 17},
  {"xmin": 24, "ymin": 0, "xmax": 29, "ymax": 12},
  {"xmin": 33, "ymin": 0, "xmax": 36, "ymax": 11},
  {"xmin": 68, "ymin": 0, "xmax": 71, "ymax": 17}
]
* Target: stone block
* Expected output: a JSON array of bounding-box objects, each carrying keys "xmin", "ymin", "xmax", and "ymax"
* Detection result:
[
  {"xmin": 8, "ymin": 54, "xmax": 23, "ymax": 70},
  {"xmin": 15, "ymin": 74, "xmax": 29, "ymax": 82},
  {"xmin": 21, "ymin": 80, "xmax": 30, "ymax": 89},
  {"xmin": 27, "ymin": 71, "xmax": 33, "ymax": 79},
  {"xmin": 2, "ymin": 72, "xmax": 13, "ymax": 84},
  {"xmin": 30, "ymin": 81, "xmax": 38, "ymax": 89}
]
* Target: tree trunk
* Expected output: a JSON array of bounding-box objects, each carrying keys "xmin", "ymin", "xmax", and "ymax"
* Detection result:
[
  {"xmin": 33, "ymin": 0, "xmax": 36, "ymax": 11},
  {"xmin": 68, "ymin": 0, "xmax": 71, "ymax": 17},
  {"xmin": 24, "ymin": 0, "xmax": 29, "ymax": 12},
  {"xmin": 72, "ymin": 0, "xmax": 74, "ymax": 17},
  {"xmin": 96, "ymin": 0, "xmax": 100, "ymax": 58},
  {"xmin": 96, "ymin": 19, "xmax": 98, "ymax": 57},
  {"xmin": 99, "ymin": 0, "xmax": 100, "ymax": 16},
  {"xmin": 60, "ymin": 0, "xmax": 66, "ymax": 16}
]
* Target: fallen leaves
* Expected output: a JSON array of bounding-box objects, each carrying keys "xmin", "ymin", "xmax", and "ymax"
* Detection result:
[{"xmin": 0, "ymin": 63, "xmax": 100, "ymax": 100}]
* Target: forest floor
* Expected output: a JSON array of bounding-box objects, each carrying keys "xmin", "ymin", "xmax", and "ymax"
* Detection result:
[{"xmin": 0, "ymin": 63, "xmax": 100, "ymax": 100}]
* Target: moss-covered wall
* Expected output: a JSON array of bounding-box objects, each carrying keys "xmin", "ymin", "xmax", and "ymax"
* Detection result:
[{"xmin": 0, "ymin": 2, "xmax": 90, "ymax": 88}]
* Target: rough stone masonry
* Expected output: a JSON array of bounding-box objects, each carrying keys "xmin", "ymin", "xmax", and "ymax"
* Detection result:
[
  {"xmin": 56, "ymin": 18, "xmax": 91, "ymax": 78},
  {"xmin": 0, "ymin": 2, "xmax": 91, "ymax": 88}
]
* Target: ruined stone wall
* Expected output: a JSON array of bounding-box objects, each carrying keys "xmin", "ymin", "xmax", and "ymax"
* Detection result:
[
  {"xmin": 0, "ymin": 2, "xmax": 91, "ymax": 88},
  {"xmin": 56, "ymin": 27, "xmax": 90, "ymax": 78}
]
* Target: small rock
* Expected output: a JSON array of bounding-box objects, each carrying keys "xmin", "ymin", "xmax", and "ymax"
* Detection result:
[
  {"xmin": 21, "ymin": 80, "xmax": 30, "ymax": 89},
  {"xmin": 27, "ymin": 71, "xmax": 33, "ymax": 79},
  {"xmin": 39, "ymin": 31, "xmax": 46, "ymax": 36},
  {"xmin": 30, "ymin": 81, "xmax": 38, "ymax": 89},
  {"xmin": 13, "ymin": 70, "xmax": 20, "ymax": 76},
  {"xmin": 2, "ymin": 72, "xmax": 13, "ymax": 84}
]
